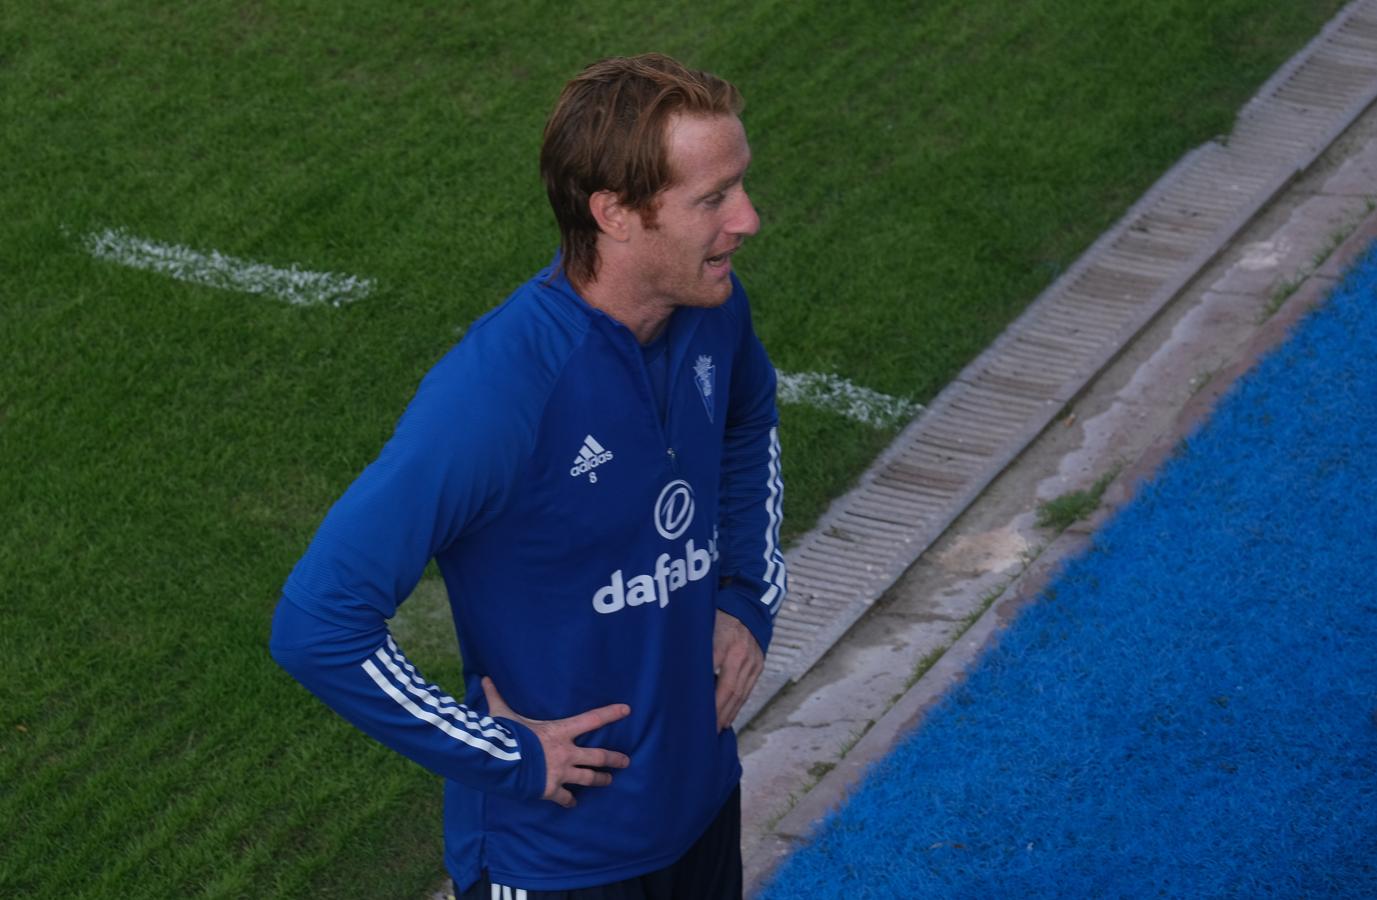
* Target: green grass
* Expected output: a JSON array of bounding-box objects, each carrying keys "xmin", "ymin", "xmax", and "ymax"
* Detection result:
[
  {"xmin": 0, "ymin": 0, "xmax": 1348, "ymax": 896},
  {"xmin": 1036, "ymin": 466, "xmax": 1123, "ymax": 532}
]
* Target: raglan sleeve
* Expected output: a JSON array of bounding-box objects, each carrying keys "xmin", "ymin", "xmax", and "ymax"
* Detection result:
[
  {"xmin": 269, "ymin": 350, "xmax": 547, "ymax": 801},
  {"xmin": 715, "ymin": 283, "xmax": 787, "ymax": 654}
]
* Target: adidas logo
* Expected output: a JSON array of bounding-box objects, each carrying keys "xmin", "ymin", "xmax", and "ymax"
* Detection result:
[{"xmin": 569, "ymin": 434, "xmax": 614, "ymax": 483}]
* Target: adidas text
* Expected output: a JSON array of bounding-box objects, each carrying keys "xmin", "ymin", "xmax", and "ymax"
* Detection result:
[{"xmin": 570, "ymin": 435, "xmax": 613, "ymax": 483}]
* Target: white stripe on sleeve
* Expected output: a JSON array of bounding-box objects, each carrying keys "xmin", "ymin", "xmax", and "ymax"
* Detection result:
[
  {"xmin": 361, "ymin": 659, "xmax": 521, "ymax": 761},
  {"xmin": 379, "ymin": 638, "xmax": 518, "ymax": 747},
  {"xmin": 759, "ymin": 426, "xmax": 787, "ymax": 613}
]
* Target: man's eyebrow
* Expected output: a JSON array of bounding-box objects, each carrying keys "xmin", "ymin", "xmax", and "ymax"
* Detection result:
[{"xmin": 698, "ymin": 162, "xmax": 751, "ymax": 199}]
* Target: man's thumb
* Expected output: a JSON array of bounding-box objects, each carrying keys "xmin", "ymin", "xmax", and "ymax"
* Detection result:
[{"xmin": 481, "ymin": 676, "xmax": 511, "ymax": 717}]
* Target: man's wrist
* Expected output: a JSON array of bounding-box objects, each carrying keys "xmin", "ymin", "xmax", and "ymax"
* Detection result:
[
  {"xmin": 492, "ymin": 716, "xmax": 549, "ymax": 801},
  {"xmin": 714, "ymin": 586, "xmax": 773, "ymax": 655}
]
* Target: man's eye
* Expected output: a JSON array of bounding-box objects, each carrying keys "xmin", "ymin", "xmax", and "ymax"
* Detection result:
[{"xmin": 704, "ymin": 193, "xmax": 725, "ymax": 208}]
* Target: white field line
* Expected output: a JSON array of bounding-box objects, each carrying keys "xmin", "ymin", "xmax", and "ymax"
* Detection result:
[
  {"xmin": 80, "ymin": 227, "xmax": 911, "ymax": 425},
  {"xmin": 82, "ymin": 228, "xmax": 374, "ymax": 307},
  {"xmin": 776, "ymin": 371, "xmax": 921, "ymax": 428}
]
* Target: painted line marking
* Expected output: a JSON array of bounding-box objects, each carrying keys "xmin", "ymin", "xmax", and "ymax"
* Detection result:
[
  {"xmin": 80, "ymin": 227, "xmax": 911, "ymax": 425},
  {"xmin": 777, "ymin": 371, "xmax": 921, "ymax": 428},
  {"xmin": 82, "ymin": 227, "xmax": 374, "ymax": 307}
]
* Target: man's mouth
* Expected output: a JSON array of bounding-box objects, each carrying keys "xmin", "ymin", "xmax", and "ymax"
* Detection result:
[{"xmin": 705, "ymin": 248, "xmax": 737, "ymax": 266}]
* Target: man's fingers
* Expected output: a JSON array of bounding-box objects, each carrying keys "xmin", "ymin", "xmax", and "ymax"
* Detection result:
[
  {"xmin": 560, "ymin": 702, "xmax": 631, "ymax": 738},
  {"xmin": 716, "ymin": 679, "xmax": 745, "ymax": 730},
  {"xmin": 723, "ymin": 688, "xmax": 749, "ymax": 728},
  {"xmin": 479, "ymin": 683, "xmax": 630, "ymax": 808},
  {"xmin": 561, "ymin": 766, "xmax": 615, "ymax": 788},
  {"xmin": 574, "ymin": 746, "xmax": 630, "ymax": 770},
  {"xmin": 714, "ymin": 647, "xmax": 763, "ymax": 730}
]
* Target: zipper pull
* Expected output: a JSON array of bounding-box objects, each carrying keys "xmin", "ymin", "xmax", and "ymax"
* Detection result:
[{"xmin": 666, "ymin": 447, "xmax": 677, "ymax": 470}]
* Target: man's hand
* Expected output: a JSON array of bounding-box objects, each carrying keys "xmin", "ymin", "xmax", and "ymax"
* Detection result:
[
  {"xmin": 481, "ymin": 676, "xmax": 631, "ymax": 809},
  {"xmin": 713, "ymin": 610, "xmax": 764, "ymax": 732}
]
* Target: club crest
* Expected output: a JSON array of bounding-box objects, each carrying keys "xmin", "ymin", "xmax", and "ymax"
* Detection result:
[{"xmin": 693, "ymin": 355, "xmax": 715, "ymax": 423}]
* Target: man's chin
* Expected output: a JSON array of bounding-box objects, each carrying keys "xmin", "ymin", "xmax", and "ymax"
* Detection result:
[
  {"xmin": 664, "ymin": 274, "xmax": 735, "ymax": 310},
  {"xmin": 698, "ymin": 286, "xmax": 734, "ymax": 308},
  {"xmin": 700, "ymin": 273, "xmax": 736, "ymax": 306}
]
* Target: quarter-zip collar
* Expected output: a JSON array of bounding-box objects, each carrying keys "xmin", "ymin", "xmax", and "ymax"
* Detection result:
[{"xmin": 539, "ymin": 254, "xmax": 709, "ymax": 394}]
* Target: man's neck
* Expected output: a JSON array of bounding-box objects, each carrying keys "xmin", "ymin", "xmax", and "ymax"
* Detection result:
[{"xmin": 574, "ymin": 270, "xmax": 673, "ymax": 345}]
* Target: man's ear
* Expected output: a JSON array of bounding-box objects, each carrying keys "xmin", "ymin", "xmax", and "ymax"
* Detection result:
[{"xmin": 589, "ymin": 190, "xmax": 632, "ymax": 242}]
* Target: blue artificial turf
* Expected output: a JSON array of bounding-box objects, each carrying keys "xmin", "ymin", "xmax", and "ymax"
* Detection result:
[{"xmin": 761, "ymin": 241, "xmax": 1377, "ymax": 899}]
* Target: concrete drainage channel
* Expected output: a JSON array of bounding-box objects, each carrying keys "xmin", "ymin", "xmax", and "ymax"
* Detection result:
[{"xmin": 738, "ymin": 0, "xmax": 1377, "ymax": 894}]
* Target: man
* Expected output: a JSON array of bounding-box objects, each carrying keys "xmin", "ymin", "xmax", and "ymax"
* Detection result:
[{"xmin": 271, "ymin": 53, "xmax": 785, "ymax": 898}]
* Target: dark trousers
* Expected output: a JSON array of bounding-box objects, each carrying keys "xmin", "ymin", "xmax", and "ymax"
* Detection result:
[{"xmin": 458, "ymin": 785, "xmax": 742, "ymax": 900}]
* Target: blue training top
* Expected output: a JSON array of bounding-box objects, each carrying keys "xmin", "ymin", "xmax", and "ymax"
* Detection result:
[{"xmin": 270, "ymin": 260, "xmax": 786, "ymax": 891}]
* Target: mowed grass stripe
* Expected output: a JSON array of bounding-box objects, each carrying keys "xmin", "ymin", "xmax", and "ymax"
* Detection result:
[
  {"xmin": 0, "ymin": 1, "xmax": 1350, "ymax": 896},
  {"xmin": 6, "ymin": 685, "xmax": 284, "ymax": 873}
]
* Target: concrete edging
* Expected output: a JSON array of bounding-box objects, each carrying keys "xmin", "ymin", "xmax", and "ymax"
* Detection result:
[{"xmin": 766, "ymin": 202, "xmax": 1377, "ymax": 863}]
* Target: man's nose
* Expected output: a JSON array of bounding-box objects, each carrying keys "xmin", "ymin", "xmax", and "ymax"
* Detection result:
[{"xmin": 732, "ymin": 190, "xmax": 761, "ymax": 237}]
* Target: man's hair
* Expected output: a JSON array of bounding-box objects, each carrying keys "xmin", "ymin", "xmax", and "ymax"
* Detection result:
[{"xmin": 540, "ymin": 53, "xmax": 743, "ymax": 286}]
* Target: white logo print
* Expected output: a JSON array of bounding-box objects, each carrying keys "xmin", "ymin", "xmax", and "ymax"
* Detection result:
[
  {"xmin": 569, "ymin": 434, "xmax": 614, "ymax": 483},
  {"xmin": 653, "ymin": 479, "xmax": 695, "ymax": 540},
  {"xmin": 591, "ymin": 481, "xmax": 717, "ymax": 615},
  {"xmin": 693, "ymin": 355, "xmax": 715, "ymax": 423},
  {"xmin": 592, "ymin": 537, "xmax": 717, "ymax": 614}
]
